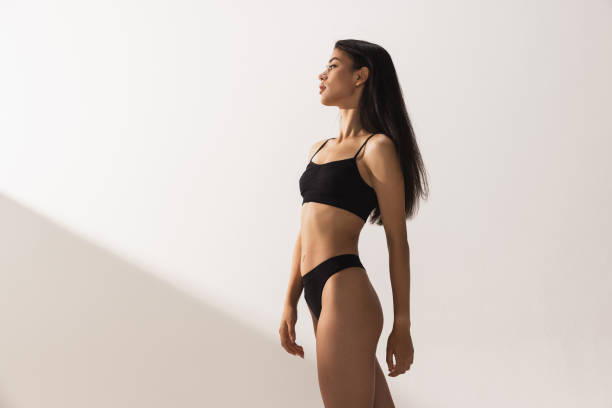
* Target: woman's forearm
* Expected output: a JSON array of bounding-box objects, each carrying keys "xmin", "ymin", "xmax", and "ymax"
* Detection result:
[
  {"xmin": 389, "ymin": 240, "xmax": 411, "ymax": 324},
  {"xmin": 283, "ymin": 230, "xmax": 303, "ymax": 309}
]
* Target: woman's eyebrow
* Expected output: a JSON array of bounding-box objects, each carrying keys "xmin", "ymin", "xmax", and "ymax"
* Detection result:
[{"xmin": 328, "ymin": 57, "xmax": 341, "ymax": 63}]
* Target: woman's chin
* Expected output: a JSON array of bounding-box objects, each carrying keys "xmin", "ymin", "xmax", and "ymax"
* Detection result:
[{"xmin": 319, "ymin": 97, "xmax": 333, "ymax": 106}]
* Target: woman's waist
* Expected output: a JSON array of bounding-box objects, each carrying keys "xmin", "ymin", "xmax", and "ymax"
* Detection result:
[
  {"xmin": 300, "ymin": 230, "xmax": 359, "ymax": 252},
  {"xmin": 300, "ymin": 203, "xmax": 366, "ymax": 229},
  {"xmin": 299, "ymin": 245, "xmax": 361, "ymax": 278}
]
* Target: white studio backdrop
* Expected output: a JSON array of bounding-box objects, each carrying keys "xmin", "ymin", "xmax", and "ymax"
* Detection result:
[{"xmin": 1, "ymin": 0, "xmax": 611, "ymax": 407}]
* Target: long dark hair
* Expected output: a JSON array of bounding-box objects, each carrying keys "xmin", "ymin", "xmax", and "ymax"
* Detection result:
[{"xmin": 334, "ymin": 39, "xmax": 429, "ymax": 225}]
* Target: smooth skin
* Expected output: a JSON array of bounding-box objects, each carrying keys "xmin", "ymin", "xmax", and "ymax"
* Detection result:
[{"xmin": 280, "ymin": 47, "xmax": 414, "ymax": 407}]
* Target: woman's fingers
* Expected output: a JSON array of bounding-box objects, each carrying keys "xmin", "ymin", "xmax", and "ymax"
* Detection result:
[
  {"xmin": 386, "ymin": 349, "xmax": 409, "ymax": 376},
  {"xmin": 386, "ymin": 347, "xmax": 395, "ymax": 372},
  {"xmin": 293, "ymin": 343, "xmax": 304, "ymax": 358},
  {"xmin": 388, "ymin": 354, "xmax": 412, "ymax": 376},
  {"xmin": 279, "ymin": 322, "xmax": 304, "ymax": 358},
  {"xmin": 390, "ymin": 360, "xmax": 406, "ymax": 376}
]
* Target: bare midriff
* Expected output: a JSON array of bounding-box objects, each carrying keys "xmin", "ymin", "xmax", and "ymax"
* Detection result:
[{"xmin": 299, "ymin": 203, "xmax": 366, "ymax": 277}]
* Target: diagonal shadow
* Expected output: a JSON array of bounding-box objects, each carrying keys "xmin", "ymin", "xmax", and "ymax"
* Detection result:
[{"xmin": 0, "ymin": 194, "xmax": 322, "ymax": 408}]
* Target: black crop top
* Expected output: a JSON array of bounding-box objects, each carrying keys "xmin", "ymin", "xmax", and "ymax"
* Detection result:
[{"xmin": 299, "ymin": 133, "xmax": 378, "ymax": 222}]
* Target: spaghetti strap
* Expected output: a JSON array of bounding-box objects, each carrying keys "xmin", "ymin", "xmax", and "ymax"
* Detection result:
[
  {"xmin": 309, "ymin": 138, "xmax": 334, "ymax": 162},
  {"xmin": 353, "ymin": 133, "xmax": 376, "ymax": 159}
]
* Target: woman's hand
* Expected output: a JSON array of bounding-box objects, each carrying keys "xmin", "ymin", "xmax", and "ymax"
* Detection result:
[
  {"xmin": 279, "ymin": 305, "xmax": 304, "ymax": 359},
  {"xmin": 386, "ymin": 320, "xmax": 413, "ymax": 376}
]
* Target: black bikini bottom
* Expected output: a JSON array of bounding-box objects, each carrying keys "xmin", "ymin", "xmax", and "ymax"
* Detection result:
[{"xmin": 301, "ymin": 253, "xmax": 365, "ymax": 320}]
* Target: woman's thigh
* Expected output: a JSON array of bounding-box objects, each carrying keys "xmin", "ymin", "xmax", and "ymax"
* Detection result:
[
  {"xmin": 314, "ymin": 266, "xmax": 384, "ymax": 407},
  {"xmin": 308, "ymin": 287, "xmax": 395, "ymax": 408}
]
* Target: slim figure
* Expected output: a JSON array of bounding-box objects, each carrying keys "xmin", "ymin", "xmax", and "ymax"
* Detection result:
[{"xmin": 279, "ymin": 39, "xmax": 429, "ymax": 407}]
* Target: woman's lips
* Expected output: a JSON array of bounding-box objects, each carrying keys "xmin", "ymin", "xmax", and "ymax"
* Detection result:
[{"xmin": 319, "ymin": 86, "xmax": 326, "ymax": 93}]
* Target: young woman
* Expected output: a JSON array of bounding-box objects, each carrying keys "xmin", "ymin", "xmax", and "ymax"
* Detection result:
[{"xmin": 279, "ymin": 39, "xmax": 429, "ymax": 407}]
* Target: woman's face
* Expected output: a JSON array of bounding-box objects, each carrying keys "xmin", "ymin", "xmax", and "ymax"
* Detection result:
[{"xmin": 318, "ymin": 49, "xmax": 362, "ymax": 107}]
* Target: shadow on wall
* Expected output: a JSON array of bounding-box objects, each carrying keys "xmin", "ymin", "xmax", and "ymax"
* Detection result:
[{"xmin": 0, "ymin": 194, "xmax": 319, "ymax": 408}]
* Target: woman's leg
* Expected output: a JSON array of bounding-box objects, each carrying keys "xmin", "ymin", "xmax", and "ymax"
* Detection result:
[
  {"xmin": 310, "ymin": 266, "xmax": 388, "ymax": 407},
  {"xmin": 373, "ymin": 358, "xmax": 395, "ymax": 408},
  {"xmin": 310, "ymin": 306, "xmax": 395, "ymax": 408},
  {"xmin": 310, "ymin": 308, "xmax": 395, "ymax": 408}
]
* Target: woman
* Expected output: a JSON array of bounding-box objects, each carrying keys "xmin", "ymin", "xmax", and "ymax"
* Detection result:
[{"xmin": 279, "ymin": 39, "xmax": 429, "ymax": 407}]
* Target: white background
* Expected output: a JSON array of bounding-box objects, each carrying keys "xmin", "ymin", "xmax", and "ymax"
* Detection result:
[{"xmin": 1, "ymin": 0, "xmax": 611, "ymax": 406}]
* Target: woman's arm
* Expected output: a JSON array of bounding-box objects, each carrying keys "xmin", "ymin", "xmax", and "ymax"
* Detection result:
[
  {"xmin": 365, "ymin": 134, "xmax": 411, "ymax": 324},
  {"xmin": 279, "ymin": 228, "xmax": 305, "ymax": 359},
  {"xmin": 283, "ymin": 228, "xmax": 303, "ymax": 309},
  {"xmin": 365, "ymin": 134, "xmax": 414, "ymax": 376},
  {"xmin": 388, "ymin": 239, "xmax": 411, "ymax": 323}
]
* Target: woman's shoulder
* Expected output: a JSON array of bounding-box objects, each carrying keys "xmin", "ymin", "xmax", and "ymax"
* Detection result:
[{"xmin": 306, "ymin": 138, "xmax": 332, "ymax": 159}]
